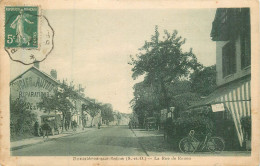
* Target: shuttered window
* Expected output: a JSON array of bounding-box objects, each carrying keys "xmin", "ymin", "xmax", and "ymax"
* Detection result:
[{"xmin": 222, "ymin": 42, "xmax": 236, "ymax": 77}]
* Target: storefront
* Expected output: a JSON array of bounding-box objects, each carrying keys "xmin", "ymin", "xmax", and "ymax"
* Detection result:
[
  {"xmin": 10, "ymin": 66, "xmax": 59, "ymax": 123},
  {"xmin": 208, "ymin": 8, "xmax": 251, "ymax": 150},
  {"xmin": 187, "ymin": 75, "xmax": 251, "ymax": 149}
]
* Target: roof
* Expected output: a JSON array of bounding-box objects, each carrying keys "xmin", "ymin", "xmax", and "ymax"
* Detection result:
[
  {"xmin": 10, "ymin": 66, "xmax": 94, "ymax": 104},
  {"xmin": 10, "ymin": 66, "xmax": 59, "ymax": 85},
  {"xmin": 210, "ymin": 8, "xmax": 243, "ymax": 41}
]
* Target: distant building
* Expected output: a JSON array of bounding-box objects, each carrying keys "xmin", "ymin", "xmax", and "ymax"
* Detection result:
[{"xmin": 118, "ymin": 113, "xmax": 130, "ymax": 126}]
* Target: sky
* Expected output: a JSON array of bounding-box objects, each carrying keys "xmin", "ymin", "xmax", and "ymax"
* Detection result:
[{"xmin": 10, "ymin": 9, "xmax": 217, "ymax": 114}]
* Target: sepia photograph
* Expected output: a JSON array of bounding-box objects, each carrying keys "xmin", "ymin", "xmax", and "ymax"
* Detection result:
[{"xmin": 0, "ymin": 0, "xmax": 259, "ymax": 165}]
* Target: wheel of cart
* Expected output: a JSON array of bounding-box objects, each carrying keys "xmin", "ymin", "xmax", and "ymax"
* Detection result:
[{"xmin": 40, "ymin": 114, "xmax": 63, "ymax": 136}]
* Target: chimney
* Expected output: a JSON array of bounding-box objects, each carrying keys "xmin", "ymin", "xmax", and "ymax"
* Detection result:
[
  {"xmin": 50, "ymin": 69, "xmax": 57, "ymax": 79},
  {"xmin": 33, "ymin": 61, "xmax": 40, "ymax": 69}
]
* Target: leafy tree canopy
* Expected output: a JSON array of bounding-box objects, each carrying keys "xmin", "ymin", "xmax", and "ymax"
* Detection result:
[
  {"xmin": 129, "ymin": 26, "xmax": 202, "ymax": 83},
  {"xmin": 82, "ymin": 101, "xmax": 101, "ymax": 118},
  {"xmin": 37, "ymin": 81, "xmax": 78, "ymax": 130},
  {"xmin": 10, "ymin": 99, "xmax": 37, "ymax": 138},
  {"xmin": 190, "ymin": 65, "xmax": 217, "ymax": 96},
  {"xmin": 100, "ymin": 103, "xmax": 114, "ymax": 122},
  {"xmin": 129, "ymin": 26, "xmax": 202, "ymax": 125},
  {"xmin": 38, "ymin": 82, "xmax": 77, "ymax": 115}
]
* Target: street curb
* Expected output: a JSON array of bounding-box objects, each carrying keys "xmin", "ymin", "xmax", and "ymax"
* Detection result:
[
  {"xmin": 131, "ymin": 128, "xmax": 149, "ymax": 156},
  {"xmin": 11, "ymin": 129, "xmax": 92, "ymax": 151}
]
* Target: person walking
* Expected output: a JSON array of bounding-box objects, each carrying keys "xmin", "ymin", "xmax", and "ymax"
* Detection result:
[{"xmin": 72, "ymin": 120, "xmax": 77, "ymax": 132}]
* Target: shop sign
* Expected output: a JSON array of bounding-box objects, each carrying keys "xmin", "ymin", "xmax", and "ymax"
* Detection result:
[
  {"xmin": 211, "ymin": 103, "xmax": 225, "ymax": 112},
  {"xmin": 160, "ymin": 109, "xmax": 167, "ymax": 122}
]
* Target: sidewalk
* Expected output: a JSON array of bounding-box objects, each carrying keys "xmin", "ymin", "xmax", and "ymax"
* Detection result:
[
  {"xmin": 11, "ymin": 128, "xmax": 96, "ymax": 151},
  {"xmin": 131, "ymin": 128, "xmax": 174, "ymax": 156},
  {"xmin": 131, "ymin": 128, "xmax": 251, "ymax": 156}
]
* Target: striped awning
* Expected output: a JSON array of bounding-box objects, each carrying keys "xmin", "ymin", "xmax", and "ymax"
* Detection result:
[
  {"xmin": 189, "ymin": 76, "xmax": 251, "ymax": 146},
  {"xmin": 213, "ymin": 80, "xmax": 251, "ymax": 146}
]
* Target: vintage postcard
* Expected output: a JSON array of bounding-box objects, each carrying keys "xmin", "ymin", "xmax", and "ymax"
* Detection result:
[{"xmin": 0, "ymin": 0, "xmax": 259, "ymax": 165}]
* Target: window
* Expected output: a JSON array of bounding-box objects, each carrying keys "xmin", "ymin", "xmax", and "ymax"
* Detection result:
[
  {"xmin": 240, "ymin": 8, "xmax": 251, "ymax": 69},
  {"xmin": 222, "ymin": 42, "xmax": 236, "ymax": 77}
]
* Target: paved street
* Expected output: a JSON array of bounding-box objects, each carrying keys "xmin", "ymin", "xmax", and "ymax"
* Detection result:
[
  {"xmin": 12, "ymin": 126, "xmax": 147, "ymax": 156},
  {"xmin": 11, "ymin": 126, "xmax": 250, "ymax": 156}
]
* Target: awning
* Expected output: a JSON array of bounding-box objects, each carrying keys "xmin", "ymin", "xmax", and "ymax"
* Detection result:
[{"xmin": 188, "ymin": 75, "xmax": 251, "ymax": 146}]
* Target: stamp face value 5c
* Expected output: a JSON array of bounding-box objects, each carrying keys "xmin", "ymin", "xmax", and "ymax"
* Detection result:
[
  {"xmin": 4, "ymin": 6, "xmax": 54, "ymax": 65},
  {"xmin": 5, "ymin": 6, "xmax": 38, "ymax": 48}
]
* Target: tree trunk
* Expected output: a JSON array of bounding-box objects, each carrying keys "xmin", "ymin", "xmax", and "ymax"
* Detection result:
[
  {"xmin": 91, "ymin": 117, "xmax": 94, "ymax": 127},
  {"xmin": 160, "ymin": 80, "xmax": 170, "ymax": 113},
  {"xmin": 81, "ymin": 116, "xmax": 84, "ymax": 130},
  {"xmin": 81, "ymin": 110, "xmax": 84, "ymax": 130},
  {"xmin": 62, "ymin": 113, "xmax": 66, "ymax": 132},
  {"xmin": 69, "ymin": 115, "xmax": 72, "ymax": 130}
]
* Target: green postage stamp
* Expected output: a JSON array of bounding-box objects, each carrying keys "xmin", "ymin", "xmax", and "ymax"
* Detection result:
[
  {"xmin": 4, "ymin": 6, "xmax": 54, "ymax": 65},
  {"xmin": 5, "ymin": 6, "xmax": 38, "ymax": 48}
]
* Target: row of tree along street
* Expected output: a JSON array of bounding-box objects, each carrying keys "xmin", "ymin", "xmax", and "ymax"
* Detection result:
[
  {"xmin": 10, "ymin": 80, "xmax": 126, "ymax": 141},
  {"xmin": 129, "ymin": 26, "xmax": 218, "ymax": 148}
]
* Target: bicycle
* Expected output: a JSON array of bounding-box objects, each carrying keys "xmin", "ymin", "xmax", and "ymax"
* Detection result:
[{"xmin": 179, "ymin": 130, "xmax": 225, "ymax": 153}]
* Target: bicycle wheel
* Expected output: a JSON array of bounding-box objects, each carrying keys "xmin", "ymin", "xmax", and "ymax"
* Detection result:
[
  {"xmin": 179, "ymin": 137, "xmax": 196, "ymax": 153},
  {"xmin": 207, "ymin": 137, "xmax": 225, "ymax": 153}
]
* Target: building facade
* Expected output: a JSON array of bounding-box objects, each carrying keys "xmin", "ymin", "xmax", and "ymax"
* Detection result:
[
  {"xmin": 10, "ymin": 65, "xmax": 88, "ymax": 128},
  {"xmin": 185, "ymin": 8, "xmax": 251, "ymax": 150},
  {"xmin": 10, "ymin": 66, "xmax": 60, "ymax": 123},
  {"xmin": 209, "ymin": 8, "xmax": 251, "ymax": 147}
]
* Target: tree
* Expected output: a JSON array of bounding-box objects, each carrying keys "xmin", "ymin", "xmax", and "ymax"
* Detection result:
[
  {"xmin": 131, "ymin": 79, "xmax": 201, "ymax": 126},
  {"xmin": 82, "ymin": 102, "xmax": 101, "ymax": 127},
  {"xmin": 190, "ymin": 65, "xmax": 217, "ymax": 96},
  {"xmin": 115, "ymin": 111, "xmax": 122, "ymax": 125},
  {"xmin": 10, "ymin": 99, "xmax": 37, "ymax": 139},
  {"xmin": 130, "ymin": 81, "xmax": 162, "ymax": 127},
  {"xmin": 38, "ymin": 81, "xmax": 78, "ymax": 131},
  {"xmin": 129, "ymin": 26, "xmax": 201, "ymax": 114},
  {"xmin": 100, "ymin": 103, "xmax": 114, "ymax": 125}
]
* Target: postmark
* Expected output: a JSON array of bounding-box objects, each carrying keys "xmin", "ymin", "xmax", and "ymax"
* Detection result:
[{"xmin": 5, "ymin": 6, "xmax": 54, "ymax": 65}]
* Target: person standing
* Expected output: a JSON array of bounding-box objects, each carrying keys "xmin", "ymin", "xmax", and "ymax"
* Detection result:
[
  {"xmin": 34, "ymin": 121, "xmax": 40, "ymax": 136},
  {"xmin": 98, "ymin": 121, "xmax": 101, "ymax": 129}
]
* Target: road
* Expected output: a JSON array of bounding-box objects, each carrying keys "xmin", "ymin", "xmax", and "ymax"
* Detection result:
[
  {"xmin": 11, "ymin": 126, "xmax": 251, "ymax": 156},
  {"xmin": 12, "ymin": 126, "xmax": 147, "ymax": 156}
]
